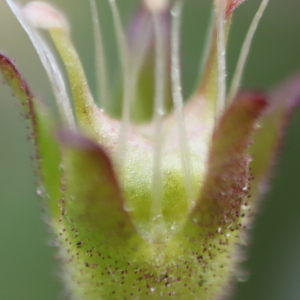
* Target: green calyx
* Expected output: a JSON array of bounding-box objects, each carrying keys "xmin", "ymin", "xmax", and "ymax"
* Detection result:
[{"xmin": 4, "ymin": 0, "xmax": 299, "ymax": 299}]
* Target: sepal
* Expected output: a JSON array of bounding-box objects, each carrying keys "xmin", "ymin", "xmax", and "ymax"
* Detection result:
[
  {"xmin": 186, "ymin": 93, "xmax": 267, "ymax": 231},
  {"xmin": 226, "ymin": 0, "xmax": 246, "ymax": 17},
  {"xmin": 0, "ymin": 53, "xmax": 62, "ymax": 218},
  {"xmin": 57, "ymin": 130, "xmax": 137, "ymax": 241},
  {"xmin": 250, "ymin": 76, "xmax": 300, "ymax": 204}
]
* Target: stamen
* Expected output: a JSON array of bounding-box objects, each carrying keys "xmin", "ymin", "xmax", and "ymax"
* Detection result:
[
  {"xmin": 195, "ymin": 6, "xmax": 215, "ymax": 89},
  {"xmin": 22, "ymin": 1, "xmax": 69, "ymax": 30},
  {"xmin": 22, "ymin": 1, "xmax": 99, "ymax": 132},
  {"xmin": 228, "ymin": 0, "xmax": 269, "ymax": 103},
  {"xmin": 90, "ymin": 0, "xmax": 109, "ymax": 110},
  {"xmin": 7, "ymin": 0, "xmax": 75, "ymax": 129},
  {"xmin": 170, "ymin": 0, "xmax": 194, "ymax": 201},
  {"xmin": 216, "ymin": 0, "xmax": 227, "ymax": 116},
  {"xmin": 129, "ymin": 15, "xmax": 153, "ymax": 122},
  {"xmin": 108, "ymin": 0, "xmax": 132, "ymax": 169},
  {"xmin": 131, "ymin": 21, "xmax": 152, "ymax": 77},
  {"xmin": 151, "ymin": 13, "xmax": 166, "ymax": 225},
  {"xmin": 144, "ymin": 0, "xmax": 169, "ymax": 14}
]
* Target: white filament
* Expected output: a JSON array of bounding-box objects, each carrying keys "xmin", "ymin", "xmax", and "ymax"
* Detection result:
[
  {"xmin": 170, "ymin": 1, "xmax": 194, "ymax": 201},
  {"xmin": 130, "ymin": 16, "xmax": 153, "ymax": 117},
  {"xmin": 196, "ymin": 7, "xmax": 215, "ymax": 89},
  {"xmin": 89, "ymin": 0, "xmax": 109, "ymax": 110},
  {"xmin": 151, "ymin": 14, "xmax": 166, "ymax": 223},
  {"xmin": 228, "ymin": 0, "xmax": 269, "ymax": 103},
  {"xmin": 6, "ymin": 0, "xmax": 75, "ymax": 129},
  {"xmin": 216, "ymin": 0, "xmax": 226, "ymax": 116},
  {"xmin": 108, "ymin": 0, "xmax": 132, "ymax": 169}
]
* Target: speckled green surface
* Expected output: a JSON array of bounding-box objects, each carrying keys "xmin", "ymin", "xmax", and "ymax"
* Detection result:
[{"xmin": 0, "ymin": 1, "xmax": 300, "ymax": 300}]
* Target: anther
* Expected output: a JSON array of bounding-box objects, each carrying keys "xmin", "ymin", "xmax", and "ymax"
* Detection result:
[{"xmin": 144, "ymin": 0, "xmax": 169, "ymax": 13}]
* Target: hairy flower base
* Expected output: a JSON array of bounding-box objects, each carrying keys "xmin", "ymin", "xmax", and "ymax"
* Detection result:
[
  {"xmin": 1, "ymin": 0, "xmax": 300, "ymax": 299},
  {"xmin": 54, "ymin": 96, "xmax": 266, "ymax": 300},
  {"xmin": 58, "ymin": 208, "xmax": 238, "ymax": 299},
  {"xmin": 55, "ymin": 92, "xmax": 266, "ymax": 299}
]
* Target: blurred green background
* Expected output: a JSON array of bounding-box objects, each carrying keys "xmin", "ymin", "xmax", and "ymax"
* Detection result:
[{"xmin": 0, "ymin": 0, "xmax": 299, "ymax": 299}]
